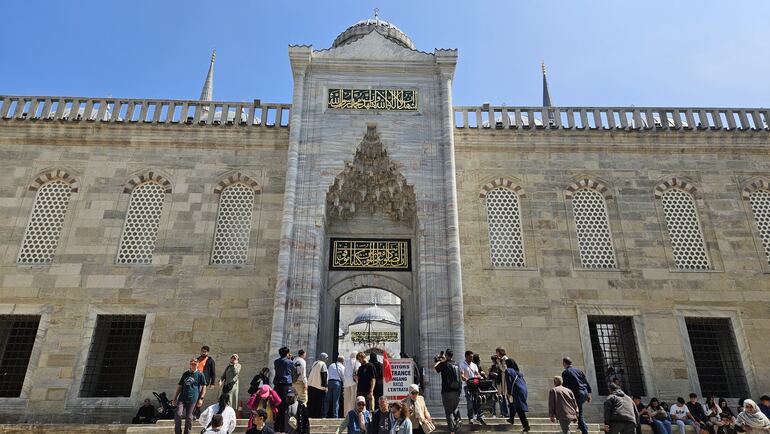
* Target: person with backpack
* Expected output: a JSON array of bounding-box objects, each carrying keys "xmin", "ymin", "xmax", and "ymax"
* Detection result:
[{"xmin": 434, "ymin": 349, "xmax": 462, "ymax": 434}]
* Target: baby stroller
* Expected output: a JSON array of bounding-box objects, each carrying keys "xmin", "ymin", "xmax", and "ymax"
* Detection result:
[
  {"xmin": 154, "ymin": 391, "xmax": 175, "ymax": 420},
  {"xmin": 465, "ymin": 378, "xmax": 499, "ymax": 419}
]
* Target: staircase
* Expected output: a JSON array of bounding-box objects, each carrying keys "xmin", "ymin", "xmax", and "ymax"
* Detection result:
[{"xmin": 126, "ymin": 417, "xmax": 606, "ymax": 434}]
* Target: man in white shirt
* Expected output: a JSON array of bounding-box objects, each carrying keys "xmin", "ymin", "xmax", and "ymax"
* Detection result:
[
  {"xmin": 292, "ymin": 350, "xmax": 308, "ymax": 404},
  {"xmin": 670, "ymin": 397, "xmax": 699, "ymax": 434},
  {"xmin": 343, "ymin": 352, "xmax": 361, "ymax": 415},
  {"xmin": 324, "ymin": 355, "xmax": 346, "ymax": 418},
  {"xmin": 459, "ymin": 350, "xmax": 483, "ymax": 424}
]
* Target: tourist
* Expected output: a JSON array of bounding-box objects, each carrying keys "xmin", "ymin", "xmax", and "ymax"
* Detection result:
[
  {"xmin": 459, "ymin": 350, "xmax": 482, "ymax": 424},
  {"xmin": 759, "ymin": 396, "xmax": 770, "ymax": 420},
  {"xmin": 246, "ymin": 408, "xmax": 276, "ymax": 434},
  {"xmin": 504, "ymin": 358, "xmax": 530, "ymax": 432},
  {"xmin": 434, "ymin": 349, "xmax": 461, "ymax": 434},
  {"xmin": 199, "ymin": 394, "xmax": 237, "ymax": 434},
  {"xmin": 308, "ymin": 352, "xmax": 329, "ymax": 417},
  {"xmin": 718, "ymin": 398, "xmax": 737, "ymax": 434},
  {"xmin": 274, "ymin": 387, "xmax": 310, "ymax": 434},
  {"xmin": 736, "ymin": 399, "xmax": 770, "ymax": 434},
  {"xmin": 202, "ymin": 414, "xmax": 225, "ymax": 434},
  {"xmin": 495, "ymin": 348, "xmax": 511, "ymax": 418},
  {"xmin": 325, "ymin": 355, "xmax": 346, "ymax": 418},
  {"xmin": 274, "ymin": 347, "xmax": 295, "ymax": 402},
  {"xmin": 132, "ymin": 398, "xmax": 156, "ymax": 424},
  {"xmin": 548, "ymin": 376, "xmax": 578, "ymax": 434},
  {"xmin": 402, "ymin": 384, "xmax": 434, "ymax": 434},
  {"xmin": 472, "ymin": 354, "xmax": 486, "ymax": 379},
  {"xmin": 248, "ymin": 367, "xmax": 271, "ymax": 396},
  {"xmin": 392, "ymin": 401, "xmax": 413, "ymax": 434},
  {"xmin": 633, "ymin": 396, "xmax": 655, "ymax": 434},
  {"xmin": 246, "ymin": 385, "xmax": 282, "ymax": 429},
  {"xmin": 488, "ymin": 355, "xmax": 503, "ymax": 416},
  {"xmin": 219, "ymin": 354, "xmax": 241, "ymax": 413},
  {"xmin": 337, "ymin": 396, "xmax": 372, "ymax": 434},
  {"xmin": 293, "ymin": 349, "xmax": 308, "ymax": 404},
  {"xmin": 602, "ymin": 383, "xmax": 639, "ymax": 434},
  {"xmin": 670, "ymin": 397, "xmax": 700, "ymax": 434},
  {"xmin": 562, "ymin": 357, "xmax": 593, "ymax": 434},
  {"xmin": 197, "ymin": 346, "xmax": 217, "ymax": 388},
  {"xmin": 172, "ymin": 357, "xmax": 208, "ymax": 434},
  {"xmin": 370, "ymin": 396, "xmax": 396, "ymax": 434},
  {"xmin": 370, "ymin": 353, "xmax": 385, "ymax": 405},
  {"xmin": 344, "ymin": 352, "xmax": 361, "ymax": 415},
  {"xmin": 687, "ymin": 393, "xmax": 713, "ymax": 434},
  {"xmin": 356, "ymin": 352, "xmax": 377, "ymax": 411},
  {"xmin": 648, "ymin": 398, "xmax": 673, "ymax": 434}
]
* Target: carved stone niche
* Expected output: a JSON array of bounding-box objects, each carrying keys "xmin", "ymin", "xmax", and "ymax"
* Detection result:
[{"xmin": 326, "ymin": 125, "xmax": 416, "ymax": 223}]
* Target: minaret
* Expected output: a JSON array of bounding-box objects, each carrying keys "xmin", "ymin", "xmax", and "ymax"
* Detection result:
[
  {"xmin": 200, "ymin": 49, "xmax": 215, "ymax": 102},
  {"xmin": 541, "ymin": 61, "xmax": 553, "ymax": 107}
]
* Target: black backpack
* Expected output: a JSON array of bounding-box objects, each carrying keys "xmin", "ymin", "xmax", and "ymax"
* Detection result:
[{"xmin": 445, "ymin": 362, "xmax": 461, "ymax": 391}]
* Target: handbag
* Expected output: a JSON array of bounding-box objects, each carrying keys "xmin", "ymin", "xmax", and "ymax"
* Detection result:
[
  {"xmin": 420, "ymin": 419, "xmax": 436, "ymax": 433},
  {"xmin": 655, "ymin": 409, "xmax": 669, "ymax": 420}
]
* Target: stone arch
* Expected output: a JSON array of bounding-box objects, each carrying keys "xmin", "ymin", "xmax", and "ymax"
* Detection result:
[
  {"xmin": 214, "ymin": 171, "xmax": 261, "ymax": 194},
  {"xmin": 565, "ymin": 178, "xmax": 612, "ymax": 199},
  {"xmin": 122, "ymin": 170, "xmax": 172, "ymax": 194},
  {"xmin": 478, "ymin": 177, "xmax": 525, "ymax": 198},
  {"xmin": 328, "ymin": 273, "xmax": 412, "ymax": 302},
  {"xmin": 741, "ymin": 177, "xmax": 770, "ymax": 200},
  {"xmin": 29, "ymin": 168, "xmax": 79, "ymax": 192},
  {"xmin": 654, "ymin": 177, "xmax": 698, "ymax": 199}
]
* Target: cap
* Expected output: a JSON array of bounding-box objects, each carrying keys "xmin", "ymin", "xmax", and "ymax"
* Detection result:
[
  {"xmin": 319, "ymin": 353, "xmax": 328, "ymax": 360},
  {"xmin": 408, "ymin": 384, "xmax": 419, "ymax": 392},
  {"xmin": 286, "ymin": 387, "xmax": 296, "ymax": 397}
]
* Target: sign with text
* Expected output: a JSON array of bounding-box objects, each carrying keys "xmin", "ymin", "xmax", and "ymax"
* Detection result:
[{"xmin": 384, "ymin": 358, "xmax": 414, "ymax": 403}]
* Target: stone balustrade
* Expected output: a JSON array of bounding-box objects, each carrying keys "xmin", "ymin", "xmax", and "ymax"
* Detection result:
[
  {"xmin": 453, "ymin": 104, "xmax": 770, "ymax": 131},
  {"xmin": 0, "ymin": 96, "xmax": 291, "ymax": 128}
]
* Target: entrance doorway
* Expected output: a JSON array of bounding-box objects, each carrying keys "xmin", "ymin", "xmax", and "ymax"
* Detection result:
[{"xmin": 336, "ymin": 287, "xmax": 402, "ymax": 359}]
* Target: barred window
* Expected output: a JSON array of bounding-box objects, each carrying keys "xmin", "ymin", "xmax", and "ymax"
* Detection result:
[
  {"xmin": 588, "ymin": 316, "xmax": 645, "ymax": 396},
  {"xmin": 211, "ymin": 183, "xmax": 255, "ymax": 265},
  {"xmin": 80, "ymin": 315, "xmax": 145, "ymax": 398},
  {"xmin": 116, "ymin": 182, "xmax": 166, "ymax": 264},
  {"xmin": 485, "ymin": 187, "xmax": 525, "ymax": 268},
  {"xmin": 0, "ymin": 315, "xmax": 41, "ymax": 397},
  {"xmin": 685, "ymin": 317, "xmax": 748, "ymax": 398},
  {"xmin": 748, "ymin": 190, "xmax": 770, "ymax": 265},
  {"xmin": 660, "ymin": 188, "xmax": 710, "ymax": 270},
  {"xmin": 572, "ymin": 189, "xmax": 617, "ymax": 269},
  {"xmin": 17, "ymin": 180, "xmax": 72, "ymax": 264}
]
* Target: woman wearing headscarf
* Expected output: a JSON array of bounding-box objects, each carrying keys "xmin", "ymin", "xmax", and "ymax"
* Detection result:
[
  {"xmin": 199, "ymin": 394, "xmax": 238, "ymax": 434},
  {"xmin": 504, "ymin": 358, "xmax": 530, "ymax": 432},
  {"xmin": 220, "ymin": 354, "xmax": 241, "ymax": 414},
  {"xmin": 736, "ymin": 399, "xmax": 770, "ymax": 434},
  {"xmin": 402, "ymin": 384, "xmax": 434, "ymax": 434}
]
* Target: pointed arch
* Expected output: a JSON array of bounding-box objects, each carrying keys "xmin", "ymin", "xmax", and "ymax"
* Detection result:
[
  {"xmin": 211, "ymin": 174, "xmax": 258, "ymax": 265},
  {"xmin": 741, "ymin": 178, "xmax": 770, "ymax": 266},
  {"xmin": 116, "ymin": 176, "xmax": 169, "ymax": 264},
  {"xmin": 654, "ymin": 177, "xmax": 697, "ymax": 199},
  {"xmin": 481, "ymin": 181, "xmax": 526, "ymax": 268},
  {"xmin": 18, "ymin": 177, "xmax": 75, "ymax": 264},
  {"xmin": 213, "ymin": 171, "xmax": 261, "ymax": 194},
  {"xmin": 655, "ymin": 178, "xmax": 710, "ymax": 270},
  {"xmin": 122, "ymin": 171, "xmax": 172, "ymax": 194},
  {"xmin": 28, "ymin": 168, "xmax": 79, "ymax": 193},
  {"xmin": 565, "ymin": 179, "xmax": 617, "ymax": 269},
  {"xmin": 565, "ymin": 178, "xmax": 612, "ymax": 200},
  {"xmin": 741, "ymin": 177, "xmax": 770, "ymax": 199},
  {"xmin": 479, "ymin": 177, "xmax": 525, "ymax": 198}
]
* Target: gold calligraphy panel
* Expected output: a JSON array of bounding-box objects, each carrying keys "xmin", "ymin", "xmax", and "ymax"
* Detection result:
[
  {"xmin": 330, "ymin": 239, "xmax": 411, "ymax": 271},
  {"xmin": 351, "ymin": 331, "xmax": 399, "ymax": 343},
  {"xmin": 327, "ymin": 88, "xmax": 417, "ymax": 111}
]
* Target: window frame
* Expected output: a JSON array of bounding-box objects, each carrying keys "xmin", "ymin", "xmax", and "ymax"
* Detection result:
[
  {"xmin": 115, "ymin": 181, "xmax": 169, "ymax": 265},
  {"xmin": 210, "ymin": 182, "xmax": 257, "ymax": 266},
  {"xmin": 0, "ymin": 304, "xmax": 51, "ymax": 409},
  {"xmin": 16, "ymin": 179, "xmax": 74, "ymax": 266}
]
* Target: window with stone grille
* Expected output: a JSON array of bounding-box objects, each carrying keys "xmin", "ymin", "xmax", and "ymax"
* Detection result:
[
  {"xmin": 485, "ymin": 187, "xmax": 525, "ymax": 268},
  {"xmin": 0, "ymin": 315, "xmax": 40, "ymax": 397},
  {"xmin": 588, "ymin": 316, "xmax": 646, "ymax": 396},
  {"xmin": 80, "ymin": 315, "xmax": 145, "ymax": 398},
  {"xmin": 660, "ymin": 188, "xmax": 710, "ymax": 270},
  {"xmin": 211, "ymin": 183, "xmax": 255, "ymax": 265},
  {"xmin": 572, "ymin": 188, "xmax": 617, "ymax": 269},
  {"xmin": 748, "ymin": 190, "xmax": 770, "ymax": 265},
  {"xmin": 685, "ymin": 317, "xmax": 748, "ymax": 398},
  {"xmin": 116, "ymin": 182, "xmax": 166, "ymax": 264},
  {"xmin": 17, "ymin": 180, "xmax": 72, "ymax": 264}
]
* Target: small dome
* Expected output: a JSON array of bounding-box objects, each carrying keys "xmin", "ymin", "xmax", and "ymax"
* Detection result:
[
  {"xmin": 332, "ymin": 19, "xmax": 415, "ymax": 50},
  {"xmin": 352, "ymin": 305, "xmax": 398, "ymax": 324}
]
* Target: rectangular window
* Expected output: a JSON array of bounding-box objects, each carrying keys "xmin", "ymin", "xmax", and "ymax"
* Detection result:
[
  {"xmin": 0, "ymin": 315, "xmax": 41, "ymax": 397},
  {"xmin": 80, "ymin": 315, "xmax": 145, "ymax": 398},
  {"xmin": 588, "ymin": 316, "xmax": 646, "ymax": 396},
  {"xmin": 685, "ymin": 317, "xmax": 749, "ymax": 398}
]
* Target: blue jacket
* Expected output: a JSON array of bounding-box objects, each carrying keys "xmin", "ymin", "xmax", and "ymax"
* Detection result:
[
  {"xmin": 505, "ymin": 367, "xmax": 529, "ymax": 412},
  {"xmin": 274, "ymin": 357, "xmax": 294, "ymax": 385},
  {"xmin": 345, "ymin": 409, "xmax": 371, "ymax": 434},
  {"xmin": 561, "ymin": 366, "xmax": 592, "ymax": 395}
]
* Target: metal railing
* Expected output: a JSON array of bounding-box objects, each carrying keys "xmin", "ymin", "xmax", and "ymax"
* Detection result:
[{"xmin": 0, "ymin": 96, "xmax": 291, "ymax": 128}]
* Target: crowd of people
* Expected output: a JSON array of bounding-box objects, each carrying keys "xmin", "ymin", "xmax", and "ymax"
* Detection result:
[{"xmin": 132, "ymin": 344, "xmax": 770, "ymax": 434}]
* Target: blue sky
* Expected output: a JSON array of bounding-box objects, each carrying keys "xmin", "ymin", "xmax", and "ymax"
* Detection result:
[{"xmin": 2, "ymin": 1, "xmax": 769, "ymax": 107}]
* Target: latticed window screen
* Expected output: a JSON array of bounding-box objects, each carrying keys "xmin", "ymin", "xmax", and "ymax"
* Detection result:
[
  {"xmin": 17, "ymin": 180, "xmax": 72, "ymax": 264},
  {"xmin": 0, "ymin": 315, "xmax": 40, "ymax": 397},
  {"xmin": 748, "ymin": 190, "xmax": 770, "ymax": 265},
  {"xmin": 485, "ymin": 187, "xmax": 525, "ymax": 268},
  {"xmin": 80, "ymin": 315, "xmax": 145, "ymax": 397},
  {"xmin": 572, "ymin": 189, "xmax": 617, "ymax": 269},
  {"xmin": 116, "ymin": 182, "xmax": 166, "ymax": 264},
  {"xmin": 660, "ymin": 188, "xmax": 710, "ymax": 270},
  {"xmin": 588, "ymin": 316, "xmax": 646, "ymax": 396},
  {"xmin": 211, "ymin": 183, "xmax": 255, "ymax": 265},
  {"xmin": 685, "ymin": 317, "xmax": 748, "ymax": 398}
]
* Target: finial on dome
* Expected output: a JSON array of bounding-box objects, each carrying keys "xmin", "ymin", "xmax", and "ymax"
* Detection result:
[
  {"xmin": 374, "ymin": 7, "xmax": 380, "ymax": 21},
  {"xmin": 199, "ymin": 48, "xmax": 215, "ymax": 102},
  {"xmin": 542, "ymin": 61, "xmax": 553, "ymax": 108},
  {"xmin": 541, "ymin": 61, "xmax": 547, "ymax": 75}
]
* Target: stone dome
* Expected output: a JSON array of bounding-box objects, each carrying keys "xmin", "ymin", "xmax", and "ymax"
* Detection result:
[
  {"xmin": 352, "ymin": 305, "xmax": 399, "ymax": 324},
  {"xmin": 332, "ymin": 19, "xmax": 415, "ymax": 50}
]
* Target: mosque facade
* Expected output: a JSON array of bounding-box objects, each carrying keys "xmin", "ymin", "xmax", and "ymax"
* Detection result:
[{"xmin": 0, "ymin": 18, "xmax": 769, "ymax": 422}]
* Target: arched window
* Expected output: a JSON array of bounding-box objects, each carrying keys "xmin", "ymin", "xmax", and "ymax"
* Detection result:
[
  {"xmin": 660, "ymin": 188, "xmax": 710, "ymax": 270},
  {"xmin": 17, "ymin": 180, "xmax": 73, "ymax": 264},
  {"xmin": 485, "ymin": 187, "xmax": 525, "ymax": 268},
  {"xmin": 116, "ymin": 182, "xmax": 166, "ymax": 264},
  {"xmin": 748, "ymin": 190, "xmax": 770, "ymax": 265},
  {"xmin": 572, "ymin": 188, "xmax": 617, "ymax": 269},
  {"xmin": 211, "ymin": 183, "xmax": 256, "ymax": 265}
]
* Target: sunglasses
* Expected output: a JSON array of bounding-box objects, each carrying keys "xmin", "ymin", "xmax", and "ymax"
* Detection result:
[
  {"xmin": 410, "ymin": 391, "xmax": 418, "ymax": 395},
  {"xmin": 357, "ymin": 402, "xmax": 366, "ymax": 406}
]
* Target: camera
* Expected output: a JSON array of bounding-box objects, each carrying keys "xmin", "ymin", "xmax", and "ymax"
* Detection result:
[{"xmin": 434, "ymin": 350, "xmax": 445, "ymax": 363}]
